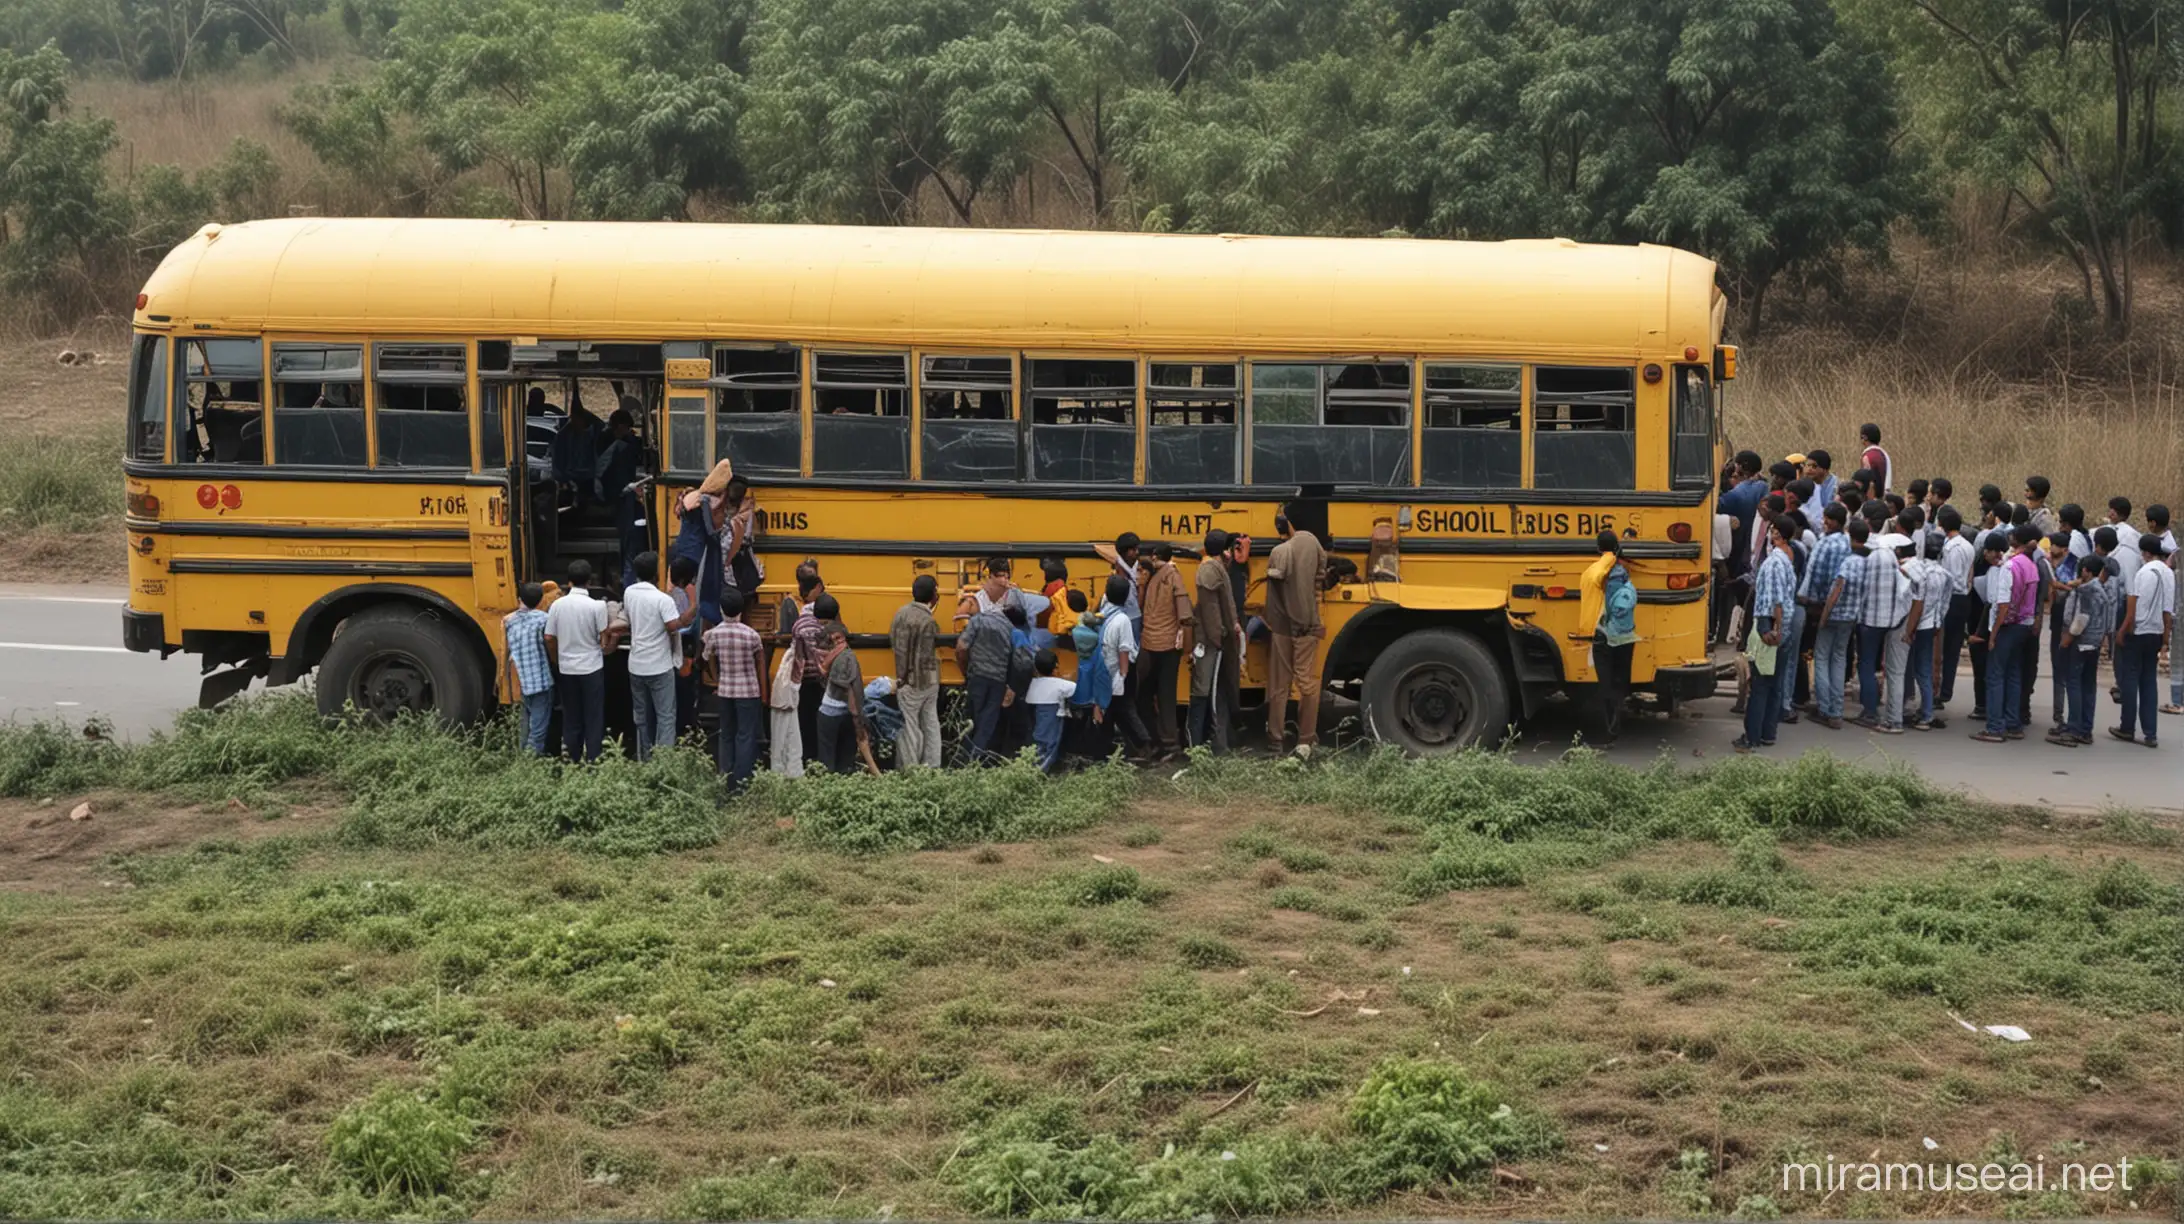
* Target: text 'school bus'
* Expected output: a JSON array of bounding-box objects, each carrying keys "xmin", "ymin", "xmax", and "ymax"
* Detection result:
[{"xmin": 120, "ymin": 218, "xmax": 1732, "ymax": 753}]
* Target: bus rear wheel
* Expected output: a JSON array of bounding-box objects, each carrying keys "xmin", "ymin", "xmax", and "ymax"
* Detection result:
[
  {"xmin": 1361, "ymin": 628, "xmax": 1510, "ymax": 755},
  {"xmin": 316, "ymin": 605, "xmax": 485, "ymax": 725}
]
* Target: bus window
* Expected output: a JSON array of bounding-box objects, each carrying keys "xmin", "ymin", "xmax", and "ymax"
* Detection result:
[
  {"xmin": 1671, "ymin": 364, "xmax": 1712, "ymax": 489},
  {"xmin": 1147, "ymin": 361, "xmax": 1238, "ymax": 485},
  {"xmin": 1422, "ymin": 364, "xmax": 1520, "ymax": 489},
  {"xmin": 921, "ymin": 355, "xmax": 1016, "ymax": 482},
  {"xmin": 127, "ymin": 335, "xmax": 170, "ymax": 463},
  {"xmin": 176, "ymin": 339, "xmax": 265, "ymax": 465},
  {"xmin": 1533, "ymin": 366, "xmax": 1635, "ymax": 490},
  {"xmin": 1028, "ymin": 358, "xmax": 1133, "ymax": 483},
  {"xmin": 272, "ymin": 344, "xmax": 367, "ymax": 467},
  {"xmin": 1250, "ymin": 362, "xmax": 1411, "ymax": 487},
  {"xmin": 374, "ymin": 344, "xmax": 470, "ymax": 469},
  {"xmin": 812, "ymin": 352, "xmax": 909, "ymax": 478},
  {"xmin": 714, "ymin": 345, "xmax": 801, "ymax": 477},
  {"xmin": 477, "ymin": 342, "xmax": 510, "ymax": 471}
]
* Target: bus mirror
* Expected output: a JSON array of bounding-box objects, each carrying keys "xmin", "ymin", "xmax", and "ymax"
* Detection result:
[{"xmin": 1714, "ymin": 345, "xmax": 1739, "ymax": 380}]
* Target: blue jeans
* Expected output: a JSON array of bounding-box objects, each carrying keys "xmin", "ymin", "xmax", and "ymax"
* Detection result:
[
  {"xmin": 2119, "ymin": 633, "xmax": 2162, "ymax": 740},
  {"xmin": 1032, "ymin": 702, "xmax": 1065, "ymax": 772},
  {"xmin": 966, "ymin": 675, "xmax": 1008, "ymax": 762},
  {"xmin": 1857, "ymin": 625, "xmax": 1889, "ymax": 721},
  {"xmin": 1984, "ymin": 623, "xmax": 2031, "ymax": 735},
  {"xmin": 2061, "ymin": 648, "xmax": 2097, "ymax": 739},
  {"xmin": 631, "ymin": 668, "xmax": 677, "ymax": 760},
  {"xmin": 1743, "ymin": 662, "xmax": 1781, "ymax": 745},
  {"xmin": 1778, "ymin": 605, "xmax": 1806, "ymax": 715},
  {"xmin": 521, "ymin": 689, "xmax": 554, "ymax": 754},
  {"xmin": 715, "ymin": 695, "xmax": 761, "ymax": 787},
  {"xmin": 560, "ymin": 669, "xmax": 605, "ymax": 761},
  {"xmin": 1906, "ymin": 627, "xmax": 1937, "ymax": 724},
  {"xmin": 1813, "ymin": 620, "xmax": 1856, "ymax": 720}
]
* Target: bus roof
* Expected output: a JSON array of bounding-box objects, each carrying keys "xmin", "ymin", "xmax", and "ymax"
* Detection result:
[{"xmin": 136, "ymin": 218, "xmax": 1722, "ymax": 361}]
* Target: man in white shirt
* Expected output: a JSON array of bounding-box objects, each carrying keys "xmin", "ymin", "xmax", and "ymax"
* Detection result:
[
  {"xmin": 2112, "ymin": 534, "xmax": 2173, "ymax": 747},
  {"xmin": 544, "ymin": 560, "xmax": 612, "ymax": 762},
  {"xmin": 1097, "ymin": 573, "xmax": 1149, "ymax": 755},
  {"xmin": 1936, "ymin": 506, "xmax": 1976, "ymax": 708},
  {"xmin": 620, "ymin": 549, "xmax": 699, "ymax": 761}
]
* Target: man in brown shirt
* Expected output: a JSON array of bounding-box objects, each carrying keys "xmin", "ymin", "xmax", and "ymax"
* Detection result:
[
  {"xmin": 1263, "ymin": 507, "xmax": 1326, "ymax": 754},
  {"xmin": 1189, "ymin": 529, "xmax": 1243, "ymax": 752},
  {"xmin": 1135, "ymin": 542, "xmax": 1195, "ymax": 756},
  {"xmin": 889, "ymin": 575, "xmax": 942, "ymax": 768}
]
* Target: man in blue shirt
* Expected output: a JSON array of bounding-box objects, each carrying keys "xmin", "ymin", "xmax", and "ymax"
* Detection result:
[
  {"xmin": 1736, "ymin": 515, "xmax": 1799, "ymax": 752},
  {"xmin": 1718, "ymin": 450, "xmax": 1769, "ymax": 623},
  {"xmin": 501, "ymin": 582, "xmax": 554, "ymax": 754}
]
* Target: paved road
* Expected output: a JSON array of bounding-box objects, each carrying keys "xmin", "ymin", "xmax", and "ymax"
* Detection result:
[
  {"xmin": 2, "ymin": 584, "xmax": 2176, "ymax": 812},
  {"xmin": 0, "ymin": 586, "xmax": 227, "ymax": 739}
]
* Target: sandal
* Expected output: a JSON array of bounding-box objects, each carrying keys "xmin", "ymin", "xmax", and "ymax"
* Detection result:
[{"xmin": 1970, "ymin": 732, "xmax": 2005, "ymax": 743}]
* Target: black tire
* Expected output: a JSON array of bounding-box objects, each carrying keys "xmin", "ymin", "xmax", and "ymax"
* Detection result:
[
  {"xmin": 316, "ymin": 604, "xmax": 486, "ymax": 725},
  {"xmin": 1360, "ymin": 628, "xmax": 1512, "ymax": 755}
]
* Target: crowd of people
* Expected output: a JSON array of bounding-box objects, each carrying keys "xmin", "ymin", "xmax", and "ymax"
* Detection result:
[
  {"xmin": 496, "ymin": 429, "xmax": 2180, "ymax": 781},
  {"xmin": 1708, "ymin": 423, "xmax": 2179, "ymax": 752},
  {"xmin": 498, "ymin": 461, "xmax": 1336, "ymax": 781}
]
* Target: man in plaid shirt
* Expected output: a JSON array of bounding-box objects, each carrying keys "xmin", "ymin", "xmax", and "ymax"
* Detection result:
[
  {"xmin": 501, "ymin": 583, "xmax": 554, "ymax": 754},
  {"xmin": 702, "ymin": 587, "xmax": 767, "ymax": 786}
]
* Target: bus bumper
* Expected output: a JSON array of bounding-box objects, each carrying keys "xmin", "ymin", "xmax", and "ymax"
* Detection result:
[
  {"xmin": 1648, "ymin": 663, "xmax": 1717, "ymax": 704},
  {"xmin": 122, "ymin": 609, "xmax": 166, "ymax": 654}
]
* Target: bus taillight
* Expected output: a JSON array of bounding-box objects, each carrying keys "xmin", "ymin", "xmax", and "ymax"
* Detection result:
[
  {"xmin": 1667, "ymin": 521, "xmax": 1692, "ymax": 544},
  {"xmin": 126, "ymin": 490, "xmax": 160, "ymax": 517}
]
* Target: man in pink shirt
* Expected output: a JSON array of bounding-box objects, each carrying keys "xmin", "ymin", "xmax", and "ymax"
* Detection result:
[{"xmin": 1974, "ymin": 525, "xmax": 2043, "ymax": 742}]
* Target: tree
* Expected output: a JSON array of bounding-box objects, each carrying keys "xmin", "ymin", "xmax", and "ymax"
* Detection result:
[
  {"xmin": 0, "ymin": 43, "xmax": 131, "ymax": 317},
  {"xmin": 1843, "ymin": 0, "xmax": 2182, "ymax": 334}
]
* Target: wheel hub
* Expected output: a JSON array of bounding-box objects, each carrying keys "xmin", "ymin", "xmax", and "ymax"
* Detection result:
[
  {"xmin": 353, "ymin": 652, "xmax": 434, "ymax": 720},
  {"xmin": 1396, "ymin": 664, "xmax": 1471, "ymax": 746}
]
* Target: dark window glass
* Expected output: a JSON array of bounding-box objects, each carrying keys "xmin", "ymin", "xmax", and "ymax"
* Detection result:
[
  {"xmin": 128, "ymin": 335, "xmax": 170, "ymax": 462},
  {"xmin": 1533, "ymin": 366, "xmax": 1635, "ymax": 490},
  {"xmin": 272, "ymin": 344, "xmax": 367, "ymax": 466},
  {"xmin": 922, "ymin": 356, "xmax": 1015, "ymax": 481},
  {"xmin": 713, "ymin": 346, "xmax": 801, "ymax": 477},
  {"xmin": 480, "ymin": 389, "xmax": 506, "ymax": 471},
  {"xmin": 813, "ymin": 352, "xmax": 908, "ymax": 478},
  {"xmin": 1671, "ymin": 364, "xmax": 1712, "ymax": 489},
  {"xmin": 1421, "ymin": 363, "xmax": 1520, "ymax": 488},
  {"xmin": 374, "ymin": 343, "xmax": 470, "ymax": 468},
  {"xmin": 177, "ymin": 338, "xmax": 264, "ymax": 465},
  {"xmin": 668, "ymin": 392, "xmax": 709, "ymax": 471},
  {"xmin": 1250, "ymin": 362, "xmax": 1411, "ymax": 486},
  {"xmin": 1147, "ymin": 361, "xmax": 1238, "ymax": 484},
  {"xmin": 1028, "ymin": 358, "xmax": 1133, "ymax": 482}
]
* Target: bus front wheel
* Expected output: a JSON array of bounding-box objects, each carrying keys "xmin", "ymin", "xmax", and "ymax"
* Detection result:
[
  {"xmin": 316, "ymin": 605, "xmax": 485, "ymax": 725},
  {"xmin": 1361, "ymin": 628, "xmax": 1510, "ymax": 755}
]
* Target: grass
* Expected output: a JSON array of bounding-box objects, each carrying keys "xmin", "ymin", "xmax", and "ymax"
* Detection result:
[{"xmin": 0, "ymin": 696, "xmax": 2179, "ymax": 1218}]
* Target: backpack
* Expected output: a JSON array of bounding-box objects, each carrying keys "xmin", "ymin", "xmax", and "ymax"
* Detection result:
[
  {"xmin": 1603, "ymin": 569, "xmax": 1638, "ymax": 639},
  {"xmin": 1071, "ymin": 610, "xmax": 1113, "ymax": 709}
]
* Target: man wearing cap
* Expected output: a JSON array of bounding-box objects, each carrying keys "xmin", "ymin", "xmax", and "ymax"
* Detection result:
[
  {"xmin": 2113, "ymin": 532, "xmax": 2173, "ymax": 747},
  {"xmin": 1855, "ymin": 525, "xmax": 1914, "ymax": 731}
]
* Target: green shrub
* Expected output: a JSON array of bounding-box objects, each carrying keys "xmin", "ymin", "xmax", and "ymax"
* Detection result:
[
  {"xmin": 0, "ymin": 434, "xmax": 113, "ymax": 531},
  {"xmin": 1345, "ymin": 1057, "xmax": 1555, "ymax": 1192},
  {"xmin": 748, "ymin": 754, "xmax": 1134, "ymax": 853},
  {"xmin": 0, "ymin": 718, "xmax": 121, "ymax": 797},
  {"xmin": 1177, "ymin": 933, "xmax": 1246, "ymax": 969},
  {"xmin": 325, "ymin": 1085, "xmax": 473, "ymax": 1199}
]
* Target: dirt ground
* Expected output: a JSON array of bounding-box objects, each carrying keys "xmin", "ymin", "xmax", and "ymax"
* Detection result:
[{"xmin": 3, "ymin": 331, "xmax": 131, "ymax": 581}]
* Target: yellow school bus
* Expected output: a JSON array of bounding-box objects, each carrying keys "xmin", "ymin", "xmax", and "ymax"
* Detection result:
[{"xmin": 122, "ymin": 218, "xmax": 1730, "ymax": 752}]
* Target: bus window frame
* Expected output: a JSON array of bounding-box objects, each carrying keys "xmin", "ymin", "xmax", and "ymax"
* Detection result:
[
  {"xmin": 710, "ymin": 341, "xmax": 803, "ymax": 478},
  {"xmin": 1244, "ymin": 357, "xmax": 1414, "ymax": 488},
  {"xmin": 127, "ymin": 333, "xmax": 172, "ymax": 464},
  {"xmin": 1669, "ymin": 362, "xmax": 1713, "ymax": 491},
  {"xmin": 371, "ymin": 340, "xmax": 474, "ymax": 472},
  {"xmin": 1418, "ymin": 360, "xmax": 1524, "ymax": 491},
  {"xmin": 1024, "ymin": 352, "xmax": 1137, "ymax": 485},
  {"xmin": 268, "ymin": 338, "xmax": 370, "ymax": 469},
  {"xmin": 1146, "ymin": 355, "xmax": 1242, "ymax": 487},
  {"xmin": 915, "ymin": 350, "xmax": 1018, "ymax": 483},
  {"xmin": 812, "ymin": 348, "xmax": 911, "ymax": 480},
  {"xmin": 1530, "ymin": 363, "xmax": 1638, "ymax": 492}
]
